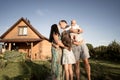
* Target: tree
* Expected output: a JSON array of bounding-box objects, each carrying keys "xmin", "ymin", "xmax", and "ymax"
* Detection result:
[
  {"xmin": 107, "ymin": 40, "xmax": 120, "ymax": 61},
  {"xmin": 86, "ymin": 43, "xmax": 95, "ymax": 58},
  {"xmin": 94, "ymin": 45, "xmax": 107, "ymax": 59}
]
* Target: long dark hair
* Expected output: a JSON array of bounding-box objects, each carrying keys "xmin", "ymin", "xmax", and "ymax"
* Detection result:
[
  {"xmin": 49, "ymin": 24, "xmax": 60, "ymax": 42},
  {"xmin": 61, "ymin": 31, "xmax": 72, "ymax": 50}
]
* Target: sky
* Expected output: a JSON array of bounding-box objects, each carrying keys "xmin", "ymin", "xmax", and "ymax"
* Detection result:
[{"xmin": 0, "ymin": 0, "xmax": 120, "ymax": 47}]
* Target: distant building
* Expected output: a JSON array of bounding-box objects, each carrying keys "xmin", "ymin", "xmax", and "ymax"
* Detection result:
[{"xmin": 0, "ymin": 17, "xmax": 51, "ymax": 60}]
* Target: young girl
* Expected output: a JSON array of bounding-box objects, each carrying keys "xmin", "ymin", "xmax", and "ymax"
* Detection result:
[{"xmin": 61, "ymin": 31, "xmax": 76, "ymax": 80}]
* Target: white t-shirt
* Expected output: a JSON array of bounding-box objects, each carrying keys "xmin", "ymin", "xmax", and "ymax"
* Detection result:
[{"xmin": 58, "ymin": 25, "xmax": 70, "ymax": 35}]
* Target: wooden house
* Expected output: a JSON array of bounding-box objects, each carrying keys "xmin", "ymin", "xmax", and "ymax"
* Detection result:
[{"xmin": 0, "ymin": 17, "xmax": 51, "ymax": 60}]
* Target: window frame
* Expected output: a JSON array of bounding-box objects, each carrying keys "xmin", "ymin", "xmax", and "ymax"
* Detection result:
[{"xmin": 18, "ymin": 26, "xmax": 28, "ymax": 36}]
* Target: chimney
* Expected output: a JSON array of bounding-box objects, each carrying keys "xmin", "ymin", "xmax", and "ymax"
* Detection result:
[{"xmin": 26, "ymin": 18, "xmax": 30, "ymax": 24}]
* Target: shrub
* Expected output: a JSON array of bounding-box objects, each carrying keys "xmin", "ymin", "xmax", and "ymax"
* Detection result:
[
  {"xmin": 3, "ymin": 51, "xmax": 26, "ymax": 62},
  {"xmin": 0, "ymin": 59, "xmax": 7, "ymax": 68}
]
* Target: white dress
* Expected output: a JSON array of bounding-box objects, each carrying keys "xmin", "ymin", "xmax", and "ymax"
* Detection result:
[{"xmin": 62, "ymin": 49, "xmax": 76, "ymax": 64}]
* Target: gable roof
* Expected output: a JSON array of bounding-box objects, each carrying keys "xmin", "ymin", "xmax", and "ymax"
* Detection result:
[{"xmin": 0, "ymin": 17, "xmax": 49, "ymax": 42}]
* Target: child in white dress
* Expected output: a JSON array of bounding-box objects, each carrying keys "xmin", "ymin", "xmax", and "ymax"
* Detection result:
[{"xmin": 61, "ymin": 31, "xmax": 76, "ymax": 80}]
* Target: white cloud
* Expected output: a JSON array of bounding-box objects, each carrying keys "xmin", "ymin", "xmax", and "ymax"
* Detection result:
[
  {"xmin": 36, "ymin": 10, "xmax": 44, "ymax": 16},
  {"xmin": 36, "ymin": 9, "xmax": 52, "ymax": 17}
]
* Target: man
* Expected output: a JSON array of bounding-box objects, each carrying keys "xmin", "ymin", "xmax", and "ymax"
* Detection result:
[
  {"xmin": 70, "ymin": 20, "xmax": 91, "ymax": 80},
  {"xmin": 59, "ymin": 20, "xmax": 75, "ymax": 80}
]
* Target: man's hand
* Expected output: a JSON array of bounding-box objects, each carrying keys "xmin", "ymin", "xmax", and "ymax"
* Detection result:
[
  {"xmin": 70, "ymin": 28, "xmax": 82, "ymax": 34},
  {"xmin": 73, "ymin": 41, "xmax": 80, "ymax": 46},
  {"xmin": 73, "ymin": 40, "xmax": 83, "ymax": 46}
]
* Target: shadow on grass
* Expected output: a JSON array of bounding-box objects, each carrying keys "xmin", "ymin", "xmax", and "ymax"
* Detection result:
[
  {"xmin": 1, "ymin": 75, "xmax": 10, "ymax": 80},
  {"xmin": 25, "ymin": 60, "xmax": 51, "ymax": 80}
]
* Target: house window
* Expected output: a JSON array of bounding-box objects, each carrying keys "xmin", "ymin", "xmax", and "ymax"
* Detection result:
[{"xmin": 18, "ymin": 26, "xmax": 27, "ymax": 35}]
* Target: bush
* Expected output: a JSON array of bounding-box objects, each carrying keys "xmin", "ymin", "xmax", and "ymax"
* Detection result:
[
  {"xmin": 3, "ymin": 51, "xmax": 26, "ymax": 62},
  {"xmin": 0, "ymin": 59, "xmax": 7, "ymax": 68}
]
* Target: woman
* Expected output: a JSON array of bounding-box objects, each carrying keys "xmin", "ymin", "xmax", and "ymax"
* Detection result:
[{"xmin": 49, "ymin": 24, "xmax": 64, "ymax": 80}]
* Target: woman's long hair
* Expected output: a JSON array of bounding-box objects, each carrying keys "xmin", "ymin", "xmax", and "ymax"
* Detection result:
[{"xmin": 49, "ymin": 24, "xmax": 60, "ymax": 42}]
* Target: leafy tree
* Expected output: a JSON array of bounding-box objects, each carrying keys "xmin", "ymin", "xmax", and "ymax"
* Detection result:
[
  {"xmin": 94, "ymin": 45, "xmax": 107, "ymax": 59},
  {"xmin": 107, "ymin": 40, "xmax": 120, "ymax": 61},
  {"xmin": 86, "ymin": 43, "xmax": 95, "ymax": 58},
  {"xmin": 93, "ymin": 40, "xmax": 120, "ymax": 62}
]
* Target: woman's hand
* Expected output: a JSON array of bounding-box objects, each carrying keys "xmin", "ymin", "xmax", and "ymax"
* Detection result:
[
  {"xmin": 52, "ymin": 43, "xmax": 59, "ymax": 48},
  {"xmin": 53, "ymin": 33, "xmax": 65, "ymax": 48}
]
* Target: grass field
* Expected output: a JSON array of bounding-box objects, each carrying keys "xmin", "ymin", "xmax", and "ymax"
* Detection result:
[
  {"xmin": 81, "ymin": 59, "xmax": 120, "ymax": 80},
  {"xmin": 0, "ymin": 59, "xmax": 120, "ymax": 80}
]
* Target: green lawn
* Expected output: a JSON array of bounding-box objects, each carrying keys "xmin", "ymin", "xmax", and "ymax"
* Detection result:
[{"xmin": 0, "ymin": 59, "xmax": 120, "ymax": 80}]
